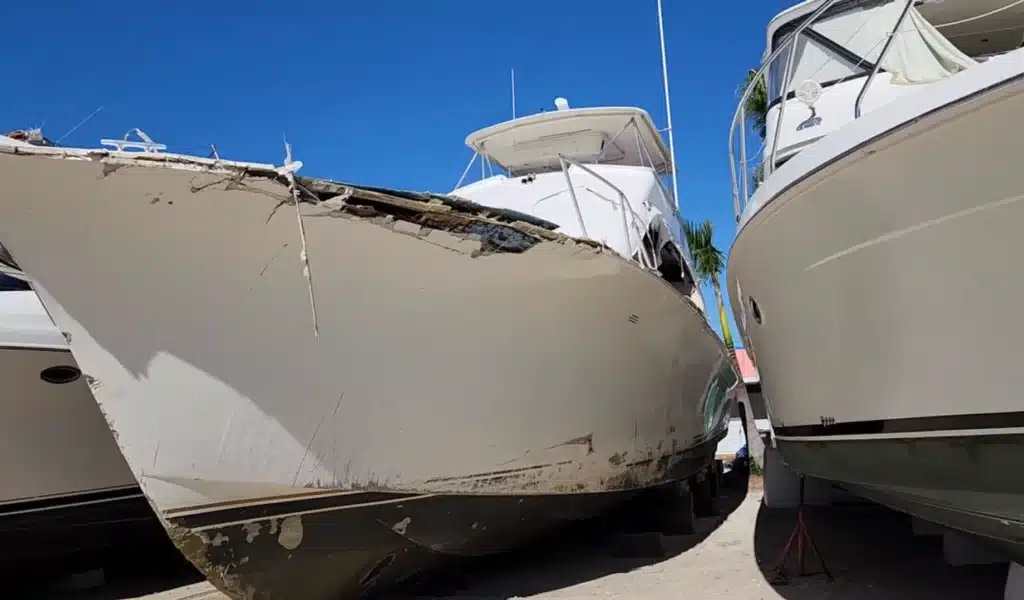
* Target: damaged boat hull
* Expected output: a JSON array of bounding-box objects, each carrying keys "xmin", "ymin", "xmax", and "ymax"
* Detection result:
[
  {"xmin": 0, "ymin": 147, "xmax": 735, "ymax": 599},
  {"xmin": 167, "ymin": 435, "xmax": 722, "ymax": 599}
]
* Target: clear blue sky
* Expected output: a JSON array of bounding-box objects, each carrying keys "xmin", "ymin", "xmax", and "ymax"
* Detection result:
[{"xmin": 2, "ymin": 0, "xmax": 793, "ymax": 344}]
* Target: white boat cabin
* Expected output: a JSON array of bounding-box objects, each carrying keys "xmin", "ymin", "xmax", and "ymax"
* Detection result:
[
  {"xmin": 451, "ymin": 102, "xmax": 703, "ymax": 306},
  {"xmin": 741, "ymin": 0, "xmax": 1024, "ymax": 183}
]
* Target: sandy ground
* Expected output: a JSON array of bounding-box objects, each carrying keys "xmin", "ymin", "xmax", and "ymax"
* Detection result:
[{"xmin": 10, "ymin": 475, "xmax": 1008, "ymax": 600}]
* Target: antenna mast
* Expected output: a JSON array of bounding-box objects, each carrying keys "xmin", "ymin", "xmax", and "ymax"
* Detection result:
[
  {"xmin": 511, "ymin": 68, "xmax": 517, "ymax": 120},
  {"xmin": 56, "ymin": 106, "xmax": 105, "ymax": 145},
  {"xmin": 656, "ymin": 0, "xmax": 680, "ymax": 211}
]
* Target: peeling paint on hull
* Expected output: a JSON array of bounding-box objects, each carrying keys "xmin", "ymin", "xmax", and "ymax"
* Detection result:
[
  {"xmin": 0, "ymin": 147, "xmax": 736, "ymax": 599},
  {"xmin": 164, "ymin": 435, "xmax": 723, "ymax": 600}
]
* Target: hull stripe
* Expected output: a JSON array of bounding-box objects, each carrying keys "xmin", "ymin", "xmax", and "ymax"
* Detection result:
[
  {"xmin": 774, "ymin": 411, "xmax": 1024, "ymax": 438},
  {"xmin": 168, "ymin": 491, "xmax": 425, "ymax": 530},
  {"xmin": 0, "ymin": 485, "xmax": 144, "ymax": 516}
]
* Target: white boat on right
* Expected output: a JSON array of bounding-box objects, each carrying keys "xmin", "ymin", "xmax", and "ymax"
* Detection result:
[{"xmin": 728, "ymin": 0, "xmax": 1024, "ymax": 561}]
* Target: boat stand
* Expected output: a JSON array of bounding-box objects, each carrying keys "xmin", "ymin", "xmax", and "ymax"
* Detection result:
[{"xmin": 768, "ymin": 475, "xmax": 834, "ymax": 585}]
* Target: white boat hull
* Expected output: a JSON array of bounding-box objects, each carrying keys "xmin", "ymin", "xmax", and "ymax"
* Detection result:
[
  {"xmin": 0, "ymin": 289, "xmax": 158, "ymax": 562},
  {"xmin": 729, "ymin": 64, "xmax": 1024, "ymax": 560},
  {"xmin": 0, "ymin": 151, "xmax": 734, "ymax": 598}
]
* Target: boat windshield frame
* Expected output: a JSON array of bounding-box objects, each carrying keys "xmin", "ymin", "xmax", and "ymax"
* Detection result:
[
  {"xmin": 764, "ymin": 1, "xmax": 886, "ymax": 110},
  {"xmin": 728, "ymin": 0, "xmax": 918, "ymax": 222}
]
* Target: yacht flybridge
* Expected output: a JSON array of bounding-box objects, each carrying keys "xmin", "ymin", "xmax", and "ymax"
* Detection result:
[
  {"xmin": 728, "ymin": 0, "xmax": 1024, "ymax": 562},
  {"xmin": 0, "ymin": 98, "xmax": 736, "ymax": 599},
  {"xmin": 454, "ymin": 103, "xmax": 699, "ymax": 287}
]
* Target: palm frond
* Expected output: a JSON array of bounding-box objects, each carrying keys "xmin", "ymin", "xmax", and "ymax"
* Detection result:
[
  {"xmin": 683, "ymin": 219, "xmax": 737, "ymax": 360},
  {"xmin": 750, "ymin": 157, "xmax": 765, "ymax": 192},
  {"xmin": 741, "ymin": 69, "xmax": 768, "ymax": 140},
  {"xmin": 682, "ymin": 219, "xmax": 724, "ymax": 284}
]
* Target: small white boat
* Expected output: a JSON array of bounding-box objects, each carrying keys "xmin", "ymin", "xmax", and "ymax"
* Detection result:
[
  {"xmin": 0, "ymin": 99, "xmax": 735, "ymax": 598},
  {"xmin": 0, "ymin": 265, "xmax": 158, "ymax": 563},
  {"xmin": 728, "ymin": 0, "xmax": 1024, "ymax": 561}
]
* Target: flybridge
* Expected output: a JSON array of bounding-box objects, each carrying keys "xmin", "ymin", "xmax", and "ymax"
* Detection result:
[{"xmin": 460, "ymin": 105, "xmax": 673, "ymax": 179}]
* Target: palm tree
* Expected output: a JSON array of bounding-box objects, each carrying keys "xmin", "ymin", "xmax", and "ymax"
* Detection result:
[
  {"xmin": 683, "ymin": 218, "xmax": 764, "ymax": 472},
  {"xmin": 741, "ymin": 69, "xmax": 769, "ymax": 192},
  {"xmin": 741, "ymin": 69, "xmax": 768, "ymax": 140},
  {"xmin": 682, "ymin": 219, "xmax": 736, "ymax": 364}
]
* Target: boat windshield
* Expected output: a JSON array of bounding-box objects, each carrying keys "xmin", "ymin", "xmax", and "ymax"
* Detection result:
[
  {"xmin": 763, "ymin": 0, "xmax": 976, "ymax": 106},
  {"xmin": 728, "ymin": 0, "xmax": 980, "ymax": 221},
  {"xmin": 766, "ymin": 16, "xmax": 873, "ymax": 106}
]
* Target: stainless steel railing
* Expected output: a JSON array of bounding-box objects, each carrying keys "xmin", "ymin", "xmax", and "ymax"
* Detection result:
[
  {"xmin": 453, "ymin": 115, "xmax": 694, "ymax": 270},
  {"xmin": 558, "ymin": 155, "xmax": 657, "ymax": 269},
  {"xmin": 729, "ymin": 0, "xmax": 917, "ymax": 222}
]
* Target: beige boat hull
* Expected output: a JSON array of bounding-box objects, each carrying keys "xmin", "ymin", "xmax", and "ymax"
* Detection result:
[{"xmin": 0, "ymin": 149, "xmax": 734, "ymax": 597}]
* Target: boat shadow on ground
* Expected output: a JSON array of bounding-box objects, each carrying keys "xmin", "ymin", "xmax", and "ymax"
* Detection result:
[
  {"xmin": 751, "ymin": 495, "xmax": 1009, "ymax": 600},
  {"xmin": 5, "ymin": 541, "xmax": 204, "ymax": 600},
  {"xmin": 7, "ymin": 473, "xmax": 751, "ymax": 600},
  {"xmin": 386, "ymin": 469, "xmax": 751, "ymax": 600}
]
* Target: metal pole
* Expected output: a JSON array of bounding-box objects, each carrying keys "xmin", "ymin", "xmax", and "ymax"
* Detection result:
[
  {"xmin": 559, "ymin": 156, "xmax": 590, "ymax": 238},
  {"xmin": 855, "ymin": 0, "xmax": 916, "ymax": 119},
  {"xmin": 511, "ymin": 68, "xmax": 517, "ymax": 120},
  {"xmin": 656, "ymin": 0, "xmax": 681, "ymax": 211}
]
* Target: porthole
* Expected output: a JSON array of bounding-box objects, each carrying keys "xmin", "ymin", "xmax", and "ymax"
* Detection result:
[
  {"xmin": 749, "ymin": 296, "xmax": 763, "ymax": 325},
  {"xmin": 40, "ymin": 365, "xmax": 82, "ymax": 385}
]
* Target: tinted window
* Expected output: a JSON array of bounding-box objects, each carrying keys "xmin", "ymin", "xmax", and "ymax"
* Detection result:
[{"xmin": 0, "ymin": 272, "xmax": 32, "ymax": 292}]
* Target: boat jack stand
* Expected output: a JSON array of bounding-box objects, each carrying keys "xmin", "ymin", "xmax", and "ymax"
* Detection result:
[{"xmin": 768, "ymin": 475, "xmax": 834, "ymax": 585}]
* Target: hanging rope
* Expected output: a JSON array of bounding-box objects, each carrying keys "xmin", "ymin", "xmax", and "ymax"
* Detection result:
[{"xmin": 279, "ymin": 139, "xmax": 320, "ymax": 339}]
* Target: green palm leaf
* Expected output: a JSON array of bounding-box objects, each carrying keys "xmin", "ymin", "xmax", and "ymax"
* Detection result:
[
  {"xmin": 682, "ymin": 219, "xmax": 736, "ymax": 363},
  {"xmin": 741, "ymin": 69, "xmax": 768, "ymax": 140}
]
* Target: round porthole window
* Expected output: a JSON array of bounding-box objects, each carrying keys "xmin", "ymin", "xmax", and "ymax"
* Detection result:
[
  {"xmin": 749, "ymin": 296, "xmax": 763, "ymax": 325},
  {"xmin": 40, "ymin": 365, "xmax": 82, "ymax": 385}
]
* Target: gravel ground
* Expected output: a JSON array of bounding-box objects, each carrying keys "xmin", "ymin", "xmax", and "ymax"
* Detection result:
[{"xmin": 10, "ymin": 474, "xmax": 1008, "ymax": 600}]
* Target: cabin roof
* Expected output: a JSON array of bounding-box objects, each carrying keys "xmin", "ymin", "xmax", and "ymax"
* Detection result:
[{"xmin": 464, "ymin": 107, "xmax": 672, "ymax": 175}]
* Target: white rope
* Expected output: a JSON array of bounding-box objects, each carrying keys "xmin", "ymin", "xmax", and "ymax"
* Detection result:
[
  {"xmin": 279, "ymin": 139, "xmax": 320, "ymax": 339},
  {"xmin": 56, "ymin": 106, "xmax": 104, "ymax": 144}
]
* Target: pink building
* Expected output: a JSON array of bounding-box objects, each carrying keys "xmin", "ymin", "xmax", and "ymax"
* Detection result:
[{"xmin": 717, "ymin": 348, "xmax": 769, "ymax": 459}]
